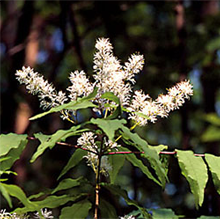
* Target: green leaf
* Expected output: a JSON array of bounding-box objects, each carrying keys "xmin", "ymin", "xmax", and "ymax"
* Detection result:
[
  {"xmin": 0, "ymin": 182, "xmax": 12, "ymax": 208},
  {"xmin": 198, "ymin": 215, "xmax": 220, "ymax": 219},
  {"xmin": 148, "ymin": 144, "xmax": 168, "ymax": 154},
  {"xmin": 28, "ymin": 192, "xmax": 46, "ymax": 201},
  {"xmin": 1, "ymin": 183, "xmax": 34, "ymax": 209},
  {"xmin": 58, "ymin": 149, "xmax": 87, "ymax": 180},
  {"xmin": 205, "ymin": 154, "xmax": 220, "ymax": 195},
  {"xmin": 0, "ymin": 133, "xmax": 27, "ymax": 157},
  {"xmin": 106, "ymin": 105, "xmax": 122, "ymax": 120},
  {"xmin": 0, "ymin": 140, "xmax": 28, "ymax": 171},
  {"xmin": 59, "ymin": 199, "xmax": 92, "ymax": 219},
  {"xmin": 102, "ymin": 183, "xmax": 151, "ymax": 218},
  {"xmin": 149, "ymin": 208, "xmax": 179, "ymax": 219},
  {"xmin": 176, "ymin": 150, "xmax": 208, "ymax": 208},
  {"xmin": 0, "ymin": 170, "xmax": 17, "ymax": 176},
  {"xmin": 52, "ymin": 177, "xmax": 82, "ymax": 194},
  {"xmin": 90, "ymin": 118, "xmax": 126, "ymax": 140},
  {"xmin": 99, "ymin": 198, "xmax": 118, "ymax": 219},
  {"xmin": 201, "ymin": 126, "xmax": 220, "ymax": 142},
  {"xmin": 31, "ymin": 125, "xmax": 86, "ymax": 163},
  {"xmin": 108, "ymin": 154, "xmax": 125, "ymax": 184},
  {"xmin": 206, "ymin": 37, "xmax": 220, "ymax": 52},
  {"xmin": 203, "ymin": 113, "xmax": 220, "ymax": 126},
  {"xmin": 120, "ymin": 146, "xmax": 161, "ymax": 186},
  {"xmin": 101, "ymin": 92, "xmax": 120, "ymax": 104},
  {"xmin": 30, "ymin": 87, "xmax": 98, "ymax": 120},
  {"xmin": 15, "ymin": 194, "xmax": 84, "ymax": 214},
  {"xmin": 120, "ymin": 126, "xmax": 168, "ymax": 188}
]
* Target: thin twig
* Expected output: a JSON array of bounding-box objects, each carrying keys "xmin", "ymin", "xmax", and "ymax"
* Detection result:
[
  {"xmin": 106, "ymin": 150, "xmax": 205, "ymax": 157},
  {"xmin": 27, "ymin": 136, "xmax": 206, "ymax": 157},
  {"xmin": 27, "ymin": 136, "xmax": 97, "ymax": 155}
]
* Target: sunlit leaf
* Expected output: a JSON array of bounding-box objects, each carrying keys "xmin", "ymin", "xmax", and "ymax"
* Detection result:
[
  {"xmin": 120, "ymin": 126, "xmax": 168, "ymax": 188},
  {"xmin": 101, "ymin": 91, "xmax": 120, "ymax": 104},
  {"xmin": 90, "ymin": 118, "xmax": 126, "ymax": 140},
  {"xmin": 120, "ymin": 146, "xmax": 161, "ymax": 186},
  {"xmin": 0, "ymin": 133, "xmax": 27, "ymax": 157},
  {"xmin": 15, "ymin": 194, "xmax": 85, "ymax": 214},
  {"xmin": 30, "ymin": 87, "xmax": 98, "ymax": 120},
  {"xmin": 176, "ymin": 150, "xmax": 208, "ymax": 208},
  {"xmin": 31, "ymin": 125, "xmax": 87, "ymax": 163},
  {"xmin": 205, "ymin": 154, "xmax": 220, "ymax": 195},
  {"xmin": 1, "ymin": 183, "xmax": 34, "ymax": 210},
  {"xmin": 0, "ymin": 182, "xmax": 12, "ymax": 208}
]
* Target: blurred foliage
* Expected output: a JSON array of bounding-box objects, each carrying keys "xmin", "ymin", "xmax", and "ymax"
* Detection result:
[{"xmin": 0, "ymin": 0, "xmax": 220, "ymax": 218}]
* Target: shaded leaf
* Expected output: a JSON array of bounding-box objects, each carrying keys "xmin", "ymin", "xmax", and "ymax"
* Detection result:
[
  {"xmin": 149, "ymin": 208, "xmax": 179, "ymax": 219},
  {"xmin": 58, "ymin": 149, "xmax": 87, "ymax": 180},
  {"xmin": 52, "ymin": 177, "xmax": 82, "ymax": 194},
  {"xmin": 30, "ymin": 87, "xmax": 98, "ymax": 120},
  {"xmin": 0, "ymin": 182, "xmax": 12, "ymax": 208},
  {"xmin": 176, "ymin": 150, "xmax": 208, "ymax": 208},
  {"xmin": 203, "ymin": 113, "xmax": 220, "ymax": 126},
  {"xmin": 99, "ymin": 198, "xmax": 118, "ymax": 219},
  {"xmin": 102, "ymin": 183, "xmax": 151, "ymax": 218},
  {"xmin": 205, "ymin": 154, "xmax": 220, "ymax": 195},
  {"xmin": 59, "ymin": 199, "xmax": 92, "ymax": 219},
  {"xmin": 108, "ymin": 154, "xmax": 125, "ymax": 184},
  {"xmin": 90, "ymin": 118, "xmax": 126, "ymax": 140},
  {"xmin": 201, "ymin": 126, "xmax": 220, "ymax": 142}
]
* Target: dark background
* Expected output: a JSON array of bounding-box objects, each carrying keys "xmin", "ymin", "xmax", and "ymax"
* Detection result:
[{"xmin": 0, "ymin": 0, "xmax": 220, "ymax": 218}]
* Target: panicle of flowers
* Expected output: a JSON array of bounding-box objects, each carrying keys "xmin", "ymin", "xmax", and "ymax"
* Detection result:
[
  {"xmin": 93, "ymin": 38, "xmax": 144, "ymax": 109},
  {"xmin": 15, "ymin": 38, "xmax": 193, "ymax": 125},
  {"xmin": 15, "ymin": 66, "xmax": 67, "ymax": 110},
  {"xmin": 120, "ymin": 214, "xmax": 135, "ymax": 219},
  {"xmin": 0, "ymin": 209, "xmax": 29, "ymax": 219},
  {"xmin": 34, "ymin": 208, "xmax": 54, "ymax": 219},
  {"xmin": 77, "ymin": 132, "xmax": 119, "ymax": 175},
  {"xmin": 124, "ymin": 53, "xmax": 144, "ymax": 84},
  {"xmin": 128, "ymin": 80, "xmax": 193, "ymax": 126},
  {"xmin": 128, "ymin": 90, "xmax": 159, "ymax": 126},
  {"xmin": 67, "ymin": 70, "xmax": 94, "ymax": 101}
]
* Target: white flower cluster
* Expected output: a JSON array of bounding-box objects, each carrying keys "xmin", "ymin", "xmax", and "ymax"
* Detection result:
[
  {"xmin": 15, "ymin": 66, "xmax": 67, "ymax": 110},
  {"xmin": 67, "ymin": 70, "xmax": 94, "ymax": 101},
  {"xmin": 93, "ymin": 38, "xmax": 144, "ymax": 109},
  {"xmin": 15, "ymin": 38, "xmax": 144, "ymax": 120},
  {"xmin": 128, "ymin": 80, "xmax": 193, "ymax": 126},
  {"xmin": 120, "ymin": 214, "xmax": 135, "ymax": 219},
  {"xmin": 0, "ymin": 209, "xmax": 28, "ymax": 219},
  {"xmin": 77, "ymin": 132, "xmax": 118, "ymax": 175},
  {"xmin": 34, "ymin": 208, "xmax": 54, "ymax": 219},
  {"xmin": 0, "ymin": 208, "xmax": 53, "ymax": 219}
]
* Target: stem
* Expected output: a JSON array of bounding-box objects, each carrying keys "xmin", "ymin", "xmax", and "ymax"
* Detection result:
[{"xmin": 94, "ymin": 138, "xmax": 104, "ymax": 219}]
